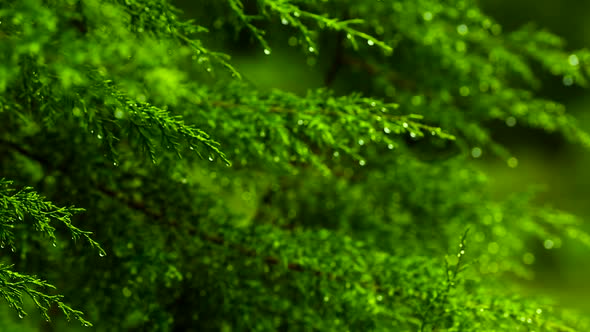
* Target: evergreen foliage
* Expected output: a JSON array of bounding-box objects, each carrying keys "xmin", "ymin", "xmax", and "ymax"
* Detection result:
[{"xmin": 1, "ymin": 0, "xmax": 589, "ymax": 330}]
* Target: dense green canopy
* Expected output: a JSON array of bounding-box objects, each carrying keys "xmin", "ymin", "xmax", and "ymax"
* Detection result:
[{"xmin": 1, "ymin": 0, "xmax": 589, "ymax": 330}]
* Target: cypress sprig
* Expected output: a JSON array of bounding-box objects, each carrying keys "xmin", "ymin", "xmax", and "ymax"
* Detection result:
[
  {"xmin": 1, "ymin": 0, "xmax": 590, "ymax": 330},
  {"xmin": 0, "ymin": 264, "xmax": 92, "ymax": 326}
]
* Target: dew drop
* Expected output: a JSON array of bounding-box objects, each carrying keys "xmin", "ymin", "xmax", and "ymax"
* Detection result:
[
  {"xmin": 189, "ymin": 146, "xmax": 194, "ymax": 150},
  {"xmin": 99, "ymin": 251, "xmax": 106, "ymax": 257},
  {"xmin": 409, "ymin": 132, "xmax": 416, "ymax": 138},
  {"xmin": 383, "ymin": 127, "xmax": 391, "ymax": 134},
  {"xmin": 568, "ymin": 54, "xmax": 579, "ymax": 66},
  {"xmin": 387, "ymin": 143, "xmax": 394, "ymax": 150},
  {"xmin": 113, "ymin": 162, "xmax": 118, "ymax": 166},
  {"xmin": 293, "ymin": 11, "xmax": 300, "ymax": 17},
  {"xmin": 18, "ymin": 313, "xmax": 24, "ymax": 319},
  {"xmin": 281, "ymin": 18, "xmax": 288, "ymax": 25},
  {"xmin": 308, "ymin": 46, "xmax": 315, "ymax": 53},
  {"xmin": 544, "ymin": 239, "xmax": 554, "ymax": 249},
  {"xmin": 359, "ymin": 159, "xmax": 366, "ymax": 166},
  {"xmin": 97, "ymin": 134, "xmax": 103, "ymax": 140},
  {"xmin": 114, "ymin": 109, "xmax": 124, "ymax": 119},
  {"xmin": 457, "ymin": 24, "xmax": 469, "ymax": 35},
  {"xmin": 487, "ymin": 242, "xmax": 499, "ymax": 254},
  {"xmin": 423, "ymin": 11, "xmax": 433, "ymax": 21},
  {"xmin": 402, "ymin": 122, "xmax": 408, "ymax": 128},
  {"xmin": 507, "ymin": 157, "xmax": 518, "ymax": 168},
  {"xmin": 505, "ymin": 116, "xmax": 516, "ymax": 127},
  {"xmin": 208, "ymin": 156, "xmax": 214, "ymax": 162},
  {"xmin": 471, "ymin": 147, "xmax": 482, "ymax": 158},
  {"xmin": 367, "ymin": 40, "xmax": 375, "ymax": 46},
  {"xmin": 358, "ymin": 139, "xmax": 365, "ymax": 145},
  {"xmin": 263, "ymin": 48, "xmax": 271, "ymax": 55},
  {"xmin": 52, "ymin": 242, "xmax": 57, "ymax": 247},
  {"xmin": 459, "ymin": 86, "xmax": 470, "ymax": 96}
]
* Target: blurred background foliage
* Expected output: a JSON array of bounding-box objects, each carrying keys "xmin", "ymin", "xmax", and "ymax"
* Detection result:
[
  {"xmin": 479, "ymin": 0, "xmax": 590, "ymax": 314},
  {"xmin": 174, "ymin": 0, "xmax": 590, "ymax": 315}
]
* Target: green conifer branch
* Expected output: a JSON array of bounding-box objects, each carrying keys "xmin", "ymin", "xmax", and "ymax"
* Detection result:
[
  {"xmin": 0, "ymin": 264, "xmax": 92, "ymax": 326},
  {"xmin": 0, "ymin": 179, "xmax": 102, "ymax": 254},
  {"xmin": 0, "ymin": 178, "xmax": 99, "ymax": 325},
  {"xmin": 2, "ymin": 0, "xmax": 590, "ymax": 330},
  {"xmin": 227, "ymin": 0, "xmax": 392, "ymax": 54}
]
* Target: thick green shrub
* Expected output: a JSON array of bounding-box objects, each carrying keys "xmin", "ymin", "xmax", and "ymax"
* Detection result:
[{"xmin": 1, "ymin": 0, "xmax": 589, "ymax": 330}]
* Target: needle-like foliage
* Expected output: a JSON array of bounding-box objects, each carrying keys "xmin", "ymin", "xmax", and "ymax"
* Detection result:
[{"xmin": 1, "ymin": 0, "xmax": 590, "ymax": 330}]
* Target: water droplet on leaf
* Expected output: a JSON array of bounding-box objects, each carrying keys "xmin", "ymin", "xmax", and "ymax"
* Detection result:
[
  {"xmin": 568, "ymin": 54, "xmax": 579, "ymax": 66},
  {"xmin": 544, "ymin": 239, "xmax": 554, "ymax": 249},
  {"xmin": 457, "ymin": 24, "xmax": 469, "ymax": 35},
  {"xmin": 471, "ymin": 147, "xmax": 482, "ymax": 158},
  {"xmin": 505, "ymin": 116, "xmax": 516, "ymax": 127}
]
